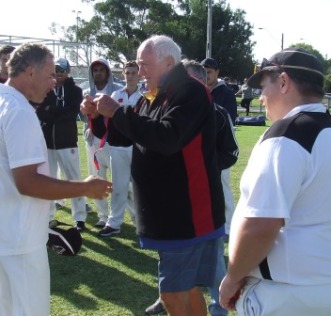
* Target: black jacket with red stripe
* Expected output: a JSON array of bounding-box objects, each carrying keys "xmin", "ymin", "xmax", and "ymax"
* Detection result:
[{"xmin": 112, "ymin": 63, "xmax": 225, "ymax": 240}]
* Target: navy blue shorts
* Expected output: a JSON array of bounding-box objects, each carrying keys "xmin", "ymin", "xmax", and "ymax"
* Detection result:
[{"xmin": 158, "ymin": 238, "xmax": 219, "ymax": 292}]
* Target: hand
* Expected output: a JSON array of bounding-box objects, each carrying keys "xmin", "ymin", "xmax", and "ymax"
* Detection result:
[
  {"xmin": 80, "ymin": 95, "xmax": 97, "ymax": 116},
  {"xmin": 219, "ymin": 274, "xmax": 245, "ymax": 311},
  {"xmin": 83, "ymin": 175, "xmax": 112, "ymax": 199},
  {"xmin": 93, "ymin": 94, "xmax": 120, "ymax": 118}
]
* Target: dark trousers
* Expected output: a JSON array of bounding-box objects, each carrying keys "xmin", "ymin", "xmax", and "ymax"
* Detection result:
[{"xmin": 241, "ymin": 98, "xmax": 253, "ymax": 115}]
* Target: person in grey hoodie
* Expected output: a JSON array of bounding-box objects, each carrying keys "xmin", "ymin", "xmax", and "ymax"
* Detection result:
[{"xmin": 83, "ymin": 58, "xmax": 122, "ymax": 227}]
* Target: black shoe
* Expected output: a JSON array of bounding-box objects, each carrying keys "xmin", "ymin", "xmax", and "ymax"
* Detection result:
[
  {"xmin": 98, "ymin": 226, "xmax": 120, "ymax": 237},
  {"xmin": 145, "ymin": 298, "xmax": 165, "ymax": 315},
  {"xmin": 75, "ymin": 221, "xmax": 85, "ymax": 232}
]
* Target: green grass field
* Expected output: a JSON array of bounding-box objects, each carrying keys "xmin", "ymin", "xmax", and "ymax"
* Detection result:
[{"xmin": 49, "ymin": 121, "xmax": 269, "ymax": 316}]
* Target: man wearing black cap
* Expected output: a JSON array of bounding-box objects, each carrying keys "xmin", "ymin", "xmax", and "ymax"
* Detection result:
[
  {"xmin": 200, "ymin": 57, "xmax": 237, "ymax": 125},
  {"xmin": 201, "ymin": 57, "xmax": 237, "ymax": 244},
  {"xmin": 220, "ymin": 48, "xmax": 331, "ymax": 315}
]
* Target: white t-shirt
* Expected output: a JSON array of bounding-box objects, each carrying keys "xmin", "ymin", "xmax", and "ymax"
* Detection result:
[
  {"xmin": 230, "ymin": 103, "xmax": 331, "ymax": 285},
  {"xmin": 0, "ymin": 84, "xmax": 50, "ymax": 255},
  {"xmin": 111, "ymin": 85, "xmax": 143, "ymax": 107}
]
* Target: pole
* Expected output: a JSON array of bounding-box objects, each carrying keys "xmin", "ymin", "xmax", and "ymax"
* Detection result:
[
  {"xmin": 206, "ymin": 0, "xmax": 212, "ymax": 58},
  {"xmin": 72, "ymin": 10, "xmax": 81, "ymax": 66},
  {"xmin": 258, "ymin": 27, "xmax": 284, "ymax": 51}
]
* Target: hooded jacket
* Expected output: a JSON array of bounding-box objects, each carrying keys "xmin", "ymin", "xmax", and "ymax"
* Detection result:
[
  {"xmin": 37, "ymin": 77, "xmax": 82, "ymax": 149},
  {"xmin": 211, "ymin": 80, "xmax": 238, "ymax": 125},
  {"xmin": 84, "ymin": 58, "xmax": 123, "ymax": 144},
  {"xmin": 84, "ymin": 57, "xmax": 122, "ymax": 98}
]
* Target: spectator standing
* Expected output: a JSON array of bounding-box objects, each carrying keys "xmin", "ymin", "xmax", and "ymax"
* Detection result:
[
  {"xmin": 201, "ymin": 57, "xmax": 237, "ymax": 240},
  {"xmin": 145, "ymin": 59, "xmax": 239, "ymax": 316},
  {"xmin": 98, "ymin": 60, "xmax": 143, "ymax": 237},
  {"xmin": 82, "ymin": 35, "xmax": 225, "ymax": 316},
  {"xmin": 0, "ymin": 43, "xmax": 111, "ymax": 316},
  {"xmin": 201, "ymin": 58, "xmax": 237, "ymax": 125},
  {"xmin": 220, "ymin": 48, "xmax": 331, "ymax": 315},
  {"xmin": 0, "ymin": 45, "xmax": 15, "ymax": 83},
  {"xmin": 36, "ymin": 57, "xmax": 87, "ymax": 231},
  {"xmin": 83, "ymin": 58, "xmax": 122, "ymax": 227},
  {"xmin": 236, "ymin": 78, "xmax": 254, "ymax": 115}
]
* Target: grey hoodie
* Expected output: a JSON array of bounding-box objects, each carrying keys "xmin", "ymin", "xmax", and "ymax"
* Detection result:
[
  {"xmin": 84, "ymin": 57, "xmax": 122, "ymax": 97},
  {"xmin": 83, "ymin": 58, "xmax": 122, "ymax": 143}
]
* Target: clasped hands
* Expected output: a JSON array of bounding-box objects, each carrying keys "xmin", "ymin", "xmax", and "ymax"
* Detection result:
[{"xmin": 80, "ymin": 94, "xmax": 120, "ymax": 119}]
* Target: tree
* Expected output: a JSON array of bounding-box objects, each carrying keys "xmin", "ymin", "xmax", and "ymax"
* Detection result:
[{"xmin": 54, "ymin": 0, "xmax": 256, "ymax": 79}]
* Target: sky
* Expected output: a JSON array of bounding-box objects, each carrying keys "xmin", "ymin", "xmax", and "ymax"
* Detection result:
[
  {"xmin": 1, "ymin": 0, "xmax": 331, "ymax": 63},
  {"xmin": 228, "ymin": 0, "xmax": 331, "ymax": 62}
]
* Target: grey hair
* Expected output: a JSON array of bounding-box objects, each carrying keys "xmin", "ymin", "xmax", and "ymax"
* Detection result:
[
  {"xmin": 137, "ymin": 35, "xmax": 181, "ymax": 65},
  {"xmin": 182, "ymin": 59, "xmax": 207, "ymax": 84},
  {"xmin": 8, "ymin": 43, "xmax": 54, "ymax": 78}
]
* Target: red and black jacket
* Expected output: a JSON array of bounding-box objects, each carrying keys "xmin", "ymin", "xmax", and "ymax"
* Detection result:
[{"xmin": 112, "ymin": 63, "xmax": 225, "ymax": 240}]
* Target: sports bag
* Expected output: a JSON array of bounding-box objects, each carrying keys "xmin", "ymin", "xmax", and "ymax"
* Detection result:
[
  {"xmin": 47, "ymin": 220, "xmax": 82, "ymax": 256},
  {"xmin": 236, "ymin": 115, "xmax": 266, "ymax": 126}
]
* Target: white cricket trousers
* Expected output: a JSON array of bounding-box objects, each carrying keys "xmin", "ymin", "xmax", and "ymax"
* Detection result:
[
  {"xmin": 236, "ymin": 277, "xmax": 331, "ymax": 316},
  {"xmin": 85, "ymin": 136, "xmax": 111, "ymax": 221},
  {"xmin": 0, "ymin": 247, "xmax": 50, "ymax": 316},
  {"xmin": 48, "ymin": 148, "xmax": 87, "ymax": 222},
  {"xmin": 106, "ymin": 145, "xmax": 135, "ymax": 229},
  {"xmin": 221, "ymin": 167, "xmax": 235, "ymax": 234}
]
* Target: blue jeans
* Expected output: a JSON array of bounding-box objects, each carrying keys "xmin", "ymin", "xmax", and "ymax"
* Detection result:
[{"xmin": 207, "ymin": 237, "xmax": 228, "ymax": 316}]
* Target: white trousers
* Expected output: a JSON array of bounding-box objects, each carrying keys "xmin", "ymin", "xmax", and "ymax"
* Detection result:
[
  {"xmin": 48, "ymin": 148, "xmax": 87, "ymax": 222},
  {"xmin": 106, "ymin": 145, "xmax": 135, "ymax": 229},
  {"xmin": 236, "ymin": 277, "xmax": 331, "ymax": 316},
  {"xmin": 85, "ymin": 136, "xmax": 111, "ymax": 221},
  {"xmin": 0, "ymin": 247, "xmax": 50, "ymax": 316},
  {"xmin": 221, "ymin": 168, "xmax": 235, "ymax": 234}
]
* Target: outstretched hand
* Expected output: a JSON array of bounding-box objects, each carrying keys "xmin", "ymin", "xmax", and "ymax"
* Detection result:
[
  {"xmin": 80, "ymin": 95, "xmax": 98, "ymax": 118},
  {"xmin": 83, "ymin": 175, "xmax": 112, "ymax": 200},
  {"xmin": 93, "ymin": 94, "xmax": 120, "ymax": 118}
]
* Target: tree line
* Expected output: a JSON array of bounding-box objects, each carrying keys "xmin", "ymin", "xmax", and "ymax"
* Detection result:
[{"xmin": 50, "ymin": 0, "xmax": 331, "ymax": 92}]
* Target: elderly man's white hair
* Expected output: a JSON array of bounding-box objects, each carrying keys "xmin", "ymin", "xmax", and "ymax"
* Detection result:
[{"xmin": 137, "ymin": 35, "xmax": 182, "ymax": 65}]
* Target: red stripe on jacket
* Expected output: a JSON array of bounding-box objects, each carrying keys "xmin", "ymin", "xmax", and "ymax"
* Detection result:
[{"xmin": 182, "ymin": 133, "xmax": 214, "ymax": 235}]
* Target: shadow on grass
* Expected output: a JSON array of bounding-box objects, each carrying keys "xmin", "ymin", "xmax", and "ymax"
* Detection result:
[{"xmin": 49, "ymin": 210, "xmax": 159, "ymax": 315}]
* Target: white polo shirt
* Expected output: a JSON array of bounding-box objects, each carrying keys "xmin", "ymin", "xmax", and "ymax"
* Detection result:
[
  {"xmin": 0, "ymin": 84, "xmax": 50, "ymax": 255},
  {"xmin": 111, "ymin": 85, "xmax": 143, "ymax": 107},
  {"xmin": 230, "ymin": 103, "xmax": 331, "ymax": 285}
]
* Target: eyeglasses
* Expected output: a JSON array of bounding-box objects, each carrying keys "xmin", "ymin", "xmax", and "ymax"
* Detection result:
[{"xmin": 55, "ymin": 67, "xmax": 67, "ymax": 73}]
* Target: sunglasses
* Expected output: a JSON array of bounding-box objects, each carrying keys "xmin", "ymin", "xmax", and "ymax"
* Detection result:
[{"xmin": 56, "ymin": 67, "xmax": 67, "ymax": 73}]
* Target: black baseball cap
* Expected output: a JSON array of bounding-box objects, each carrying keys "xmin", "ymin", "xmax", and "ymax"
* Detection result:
[
  {"xmin": 248, "ymin": 48, "xmax": 324, "ymax": 89},
  {"xmin": 200, "ymin": 57, "xmax": 219, "ymax": 70}
]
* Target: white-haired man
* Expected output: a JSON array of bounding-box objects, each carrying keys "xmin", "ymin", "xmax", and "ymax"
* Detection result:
[{"xmin": 81, "ymin": 35, "xmax": 225, "ymax": 316}]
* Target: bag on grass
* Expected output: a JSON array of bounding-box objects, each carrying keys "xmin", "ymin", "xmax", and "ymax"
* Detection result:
[
  {"xmin": 47, "ymin": 220, "xmax": 82, "ymax": 256},
  {"xmin": 236, "ymin": 115, "xmax": 266, "ymax": 126}
]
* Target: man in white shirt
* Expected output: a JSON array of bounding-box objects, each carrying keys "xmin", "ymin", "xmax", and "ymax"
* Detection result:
[
  {"xmin": 0, "ymin": 43, "xmax": 111, "ymax": 316},
  {"xmin": 220, "ymin": 48, "xmax": 331, "ymax": 315},
  {"xmin": 98, "ymin": 60, "xmax": 143, "ymax": 236}
]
